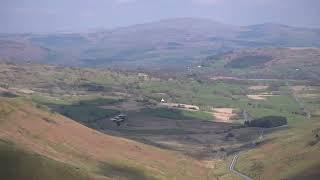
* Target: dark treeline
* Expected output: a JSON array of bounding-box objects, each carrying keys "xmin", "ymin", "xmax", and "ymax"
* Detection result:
[{"xmin": 245, "ymin": 116, "xmax": 287, "ymax": 128}]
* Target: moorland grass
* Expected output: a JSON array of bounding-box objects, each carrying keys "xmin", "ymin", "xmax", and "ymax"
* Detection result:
[
  {"xmin": 0, "ymin": 139, "xmax": 93, "ymax": 180},
  {"xmin": 99, "ymin": 162, "xmax": 158, "ymax": 180},
  {"xmin": 236, "ymin": 119, "xmax": 320, "ymax": 179}
]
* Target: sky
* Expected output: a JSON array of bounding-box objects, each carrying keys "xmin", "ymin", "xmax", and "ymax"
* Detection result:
[{"xmin": 1, "ymin": 0, "xmax": 320, "ymax": 33}]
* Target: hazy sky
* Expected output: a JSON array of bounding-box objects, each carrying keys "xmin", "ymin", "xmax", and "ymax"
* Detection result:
[{"xmin": 1, "ymin": 0, "xmax": 320, "ymax": 33}]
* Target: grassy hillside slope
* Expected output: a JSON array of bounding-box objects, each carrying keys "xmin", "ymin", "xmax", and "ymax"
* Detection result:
[
  {"xmin": 0, "ymin": 139, "xmax": 94, "ymax": 180},
  {"xmin": 236, "ymin": 120, "xmax": 320, "ymax": 180},
  {"xmin": 0, "ymin": 97, "xmax": 215, "ymax": 180}
]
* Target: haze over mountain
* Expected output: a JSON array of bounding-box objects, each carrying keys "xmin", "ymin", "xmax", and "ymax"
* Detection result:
[
  {"xmin": 1, "ymin": 18, "xmax": 320, "ymax": 69},
  {"xmin": 2, "ymin": 0, "xmax": 320, "ymax": 33}
]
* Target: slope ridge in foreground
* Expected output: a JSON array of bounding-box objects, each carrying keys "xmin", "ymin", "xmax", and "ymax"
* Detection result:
[
  {"xmin": 0, "ymin": 98, "xmax": 210, "ymax": 180},
  {"xmin": 0, "ymin": 139, "xmax": 93, "ymax": 180},
  {"xmin": 236, "ymin": 120, "xmax": 320, "ymax": 180}
]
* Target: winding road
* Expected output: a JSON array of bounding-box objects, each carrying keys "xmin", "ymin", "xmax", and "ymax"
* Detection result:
[
  {"xmin": 229, "ymin": 151, "xmax": 253, "ymax": 180},
  {"xmin": 228, "ymin": 79, "xmax": 310, "ymax": 180},
  {"xmin": 229, "ymin": 125, "xmax": 289, "ymax": 180},
  {"xmin": 228, "ymin": 110, "xmax": 254, "ymax": 180}
]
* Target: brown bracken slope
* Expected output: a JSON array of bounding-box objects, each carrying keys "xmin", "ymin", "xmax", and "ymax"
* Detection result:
[{"xmin": 0, "ymin": 98, "xmax": 211, "ymax": 180}]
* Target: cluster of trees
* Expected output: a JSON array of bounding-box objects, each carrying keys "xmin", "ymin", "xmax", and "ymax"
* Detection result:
[
  {"xmin": 245, "ymin": 116, "xmax": 287, "ymax": 128},
  {"xmin": 224, "ymin": 55, "xmax": 273, "ymax": 69}
]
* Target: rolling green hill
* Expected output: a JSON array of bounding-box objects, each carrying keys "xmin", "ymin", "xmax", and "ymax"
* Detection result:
[{"xmin": 200, "ymin": 47, "xmax": 320, "ymax": 81}]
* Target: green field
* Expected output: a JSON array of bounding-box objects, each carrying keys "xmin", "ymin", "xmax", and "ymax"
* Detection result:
[
  {"xmin": 242, "ymin": 94, "xmax": 305, "ymax": 124},
  {"xmin": 0, "ymin": 60, "xmax": 307, "ymax": 128}
]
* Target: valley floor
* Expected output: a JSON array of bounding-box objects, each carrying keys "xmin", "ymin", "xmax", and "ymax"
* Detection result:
[{"xmin": 0, "ymin": 62, "xmax": 319, "ymax": 180}]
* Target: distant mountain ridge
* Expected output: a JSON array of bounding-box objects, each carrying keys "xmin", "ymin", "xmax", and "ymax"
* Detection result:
[{"xmin": 0, "ymin": 18, "xmax": 320, "ymax": 68}]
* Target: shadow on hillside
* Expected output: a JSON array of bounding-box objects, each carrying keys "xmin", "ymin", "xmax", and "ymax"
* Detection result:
[
  {"xmin": 99, "ymin": 162, "xmax": 157, "ymax": 180},
  {"xmin": 0, "ymin": 139, "xmax": 91, "ymax": 180},
  {"xmin": 0, "ymin": 91, "xmax": 18, "ymax": 98},
  {"xmin": 43, "ymin": 98, "xmax": 121, "ymax": 125},
  {"xmin": 289, "ymin": 163, "xmax": 320, "ymax": 180}
]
